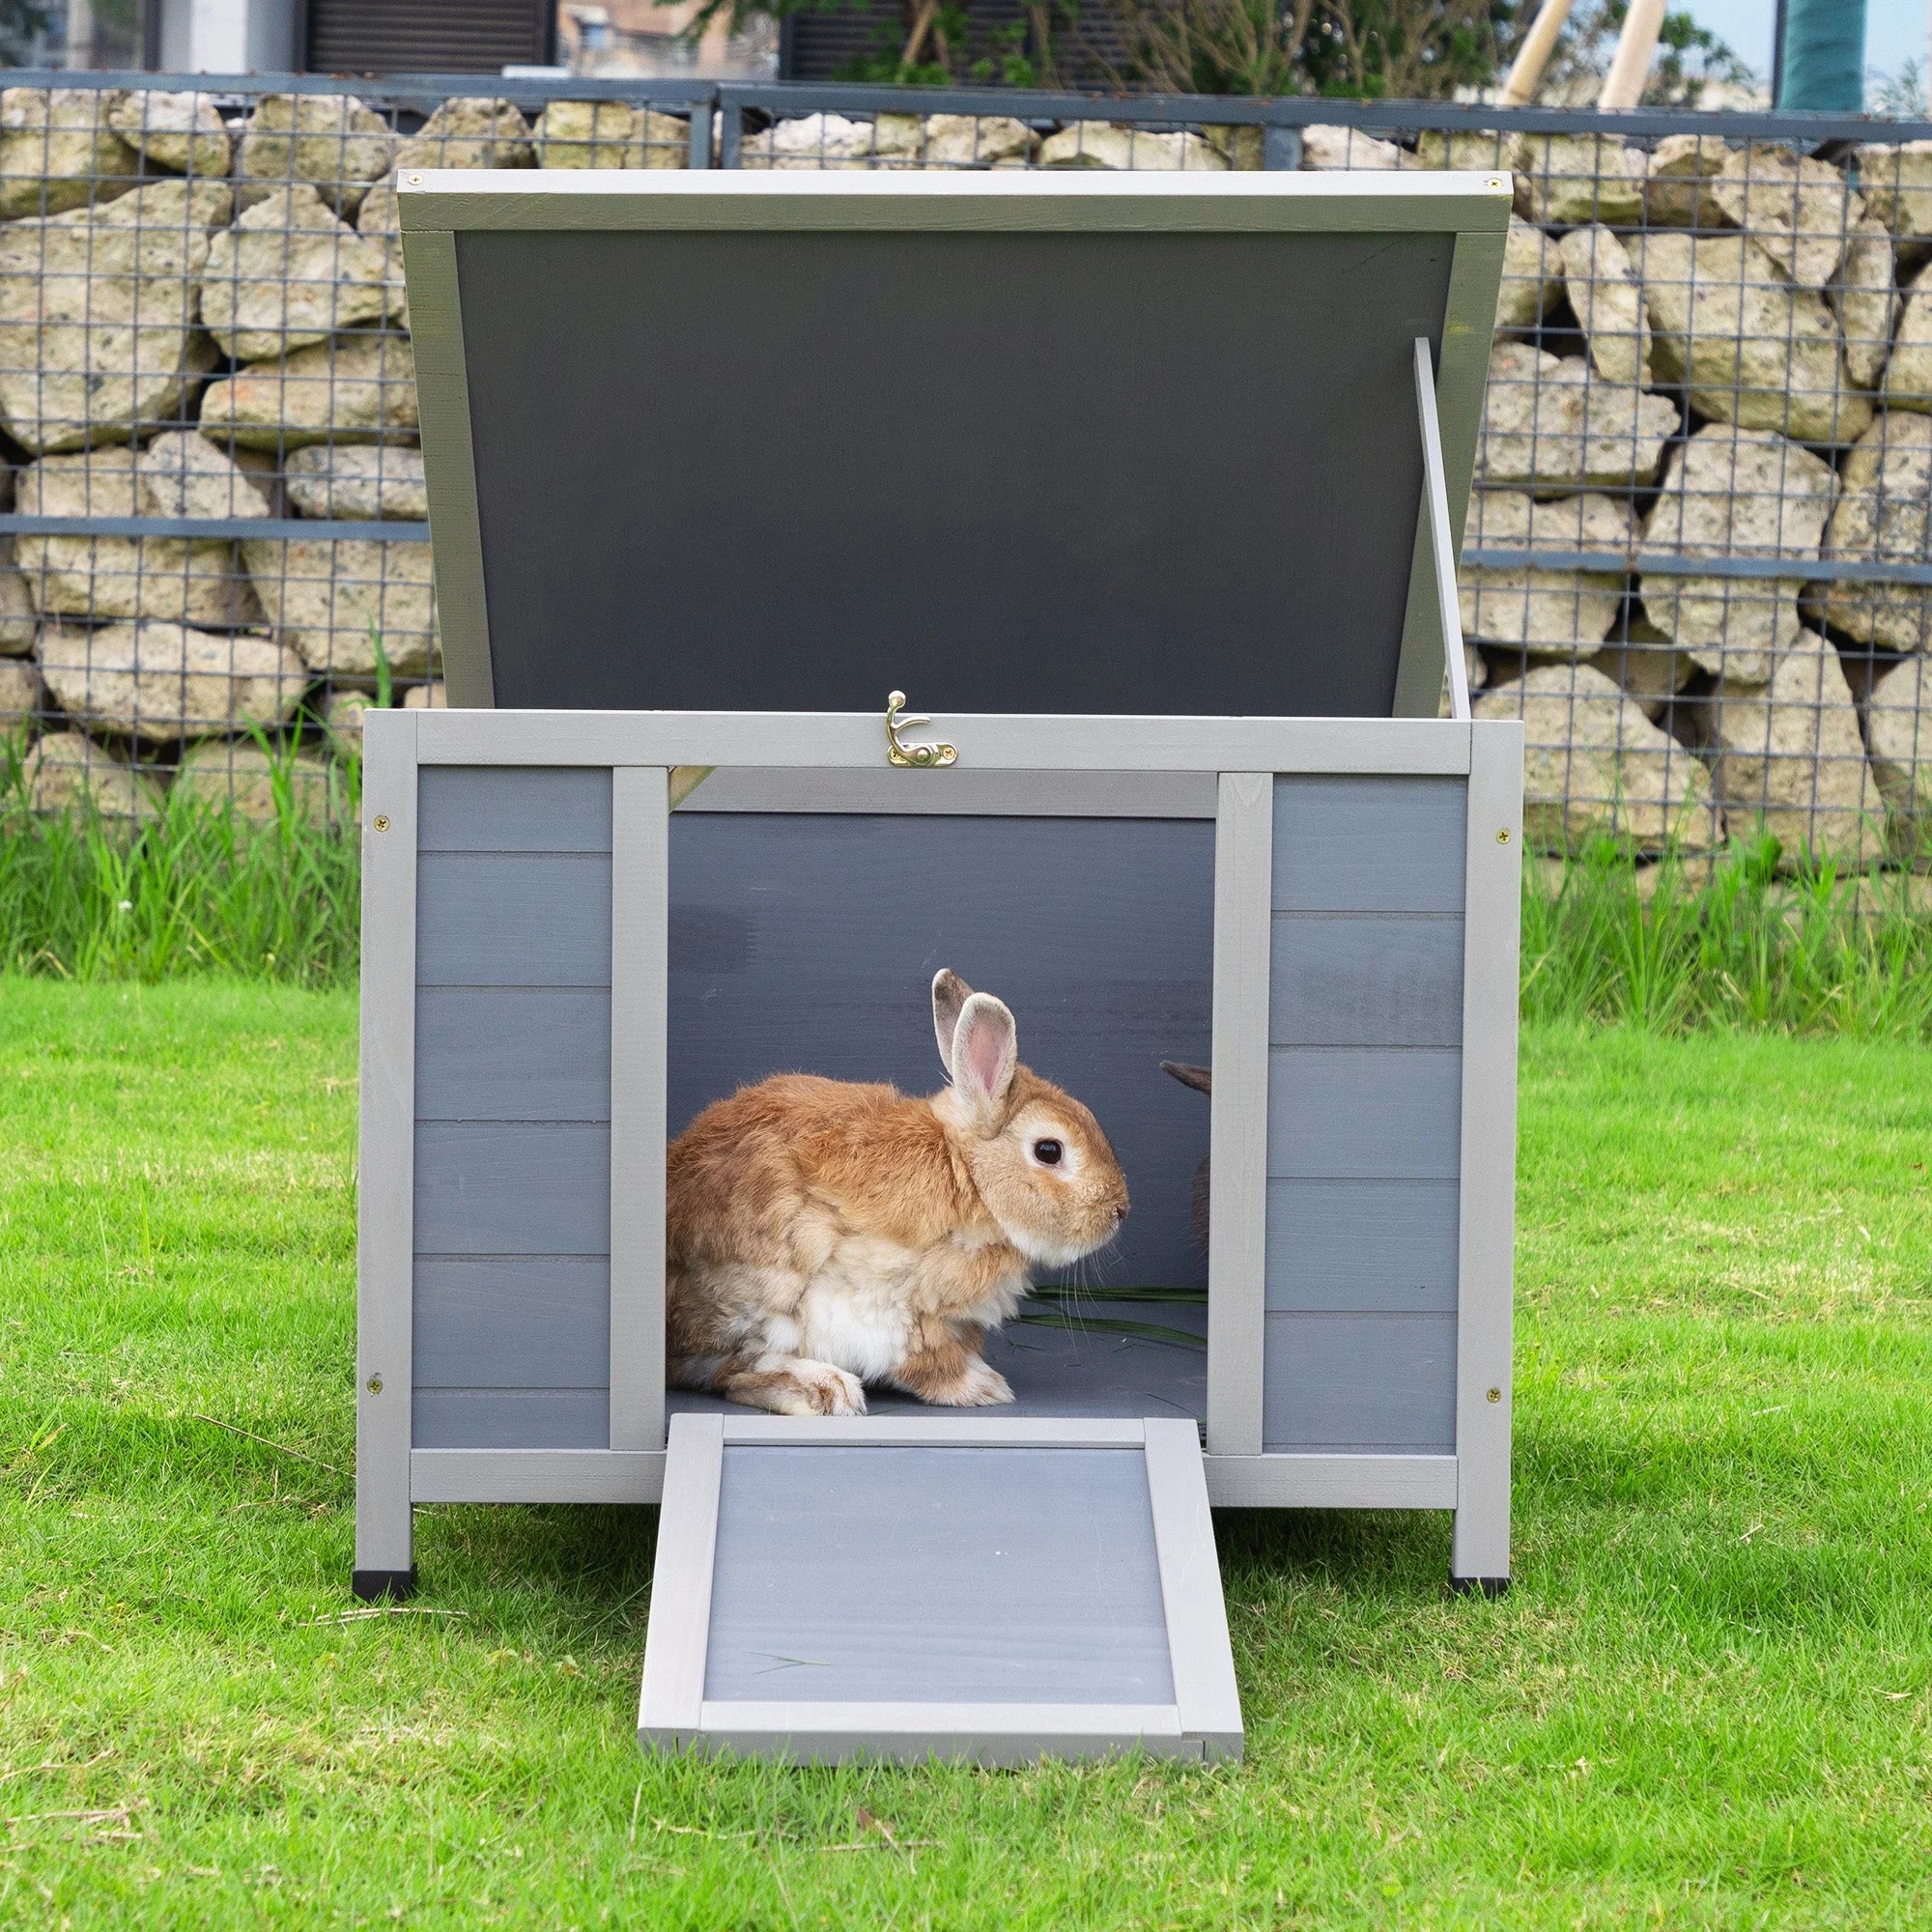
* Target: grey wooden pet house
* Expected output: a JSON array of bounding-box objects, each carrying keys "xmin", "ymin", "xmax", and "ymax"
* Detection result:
[{"xmin": 357, "ymin": 170, "xmax": 1520, "ymax": 1767}]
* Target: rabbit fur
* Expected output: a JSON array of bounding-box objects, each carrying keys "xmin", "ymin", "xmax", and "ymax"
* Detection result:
[{"xmin": 666, "ymin": 969, "xmax": 1130, "ymax": 1417}]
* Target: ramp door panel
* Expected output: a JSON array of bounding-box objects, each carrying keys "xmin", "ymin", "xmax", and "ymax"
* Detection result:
[{"xmin": 639, "ymin": 1416, "xmax": 1241, "ymax": 1766}]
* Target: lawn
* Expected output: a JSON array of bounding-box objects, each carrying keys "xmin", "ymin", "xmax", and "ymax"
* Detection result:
[{"xmin": 2, "ymin": 980, "xmax": 1929, "ymax": 1928}]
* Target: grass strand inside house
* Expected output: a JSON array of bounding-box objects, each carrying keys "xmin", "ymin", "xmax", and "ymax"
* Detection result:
[{"xmin": 2, "ymin": 981, "xmax": 1928, "ymax": 1926}]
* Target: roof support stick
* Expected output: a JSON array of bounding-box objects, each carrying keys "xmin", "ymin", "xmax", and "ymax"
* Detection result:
[{"xmin": 1413, "ymin": 337, "xmax": 1471, "ymax": 723}]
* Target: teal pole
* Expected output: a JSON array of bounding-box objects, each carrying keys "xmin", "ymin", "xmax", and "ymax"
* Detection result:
[{"xmin": 1774, "ymin": 0, "xmax": 1866, "ymax": 110}]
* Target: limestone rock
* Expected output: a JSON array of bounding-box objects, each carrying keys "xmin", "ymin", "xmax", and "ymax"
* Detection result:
[
  {"xmin": 0, "ymin": 179, "xmax": 232, "ymax": 455},
  {"xmin": 1038, "ymin": 125, "xmax": 1226, "ymax": 171},
  {"xmin": 15, "ymin": 446, "xmax": 259, "ymax": 628},
  {"xmin": 172, "ymin": 738, "xmax": 336, "ymax": 823},
  {"xmin": 1559, "ymin": 224, "xmax": 1651, "ymax": 385},
  {"xmin": 1496, "ymin": 216, "xmax": 1561, "ymax": 332},
  {"xmin": 136, "ymin": 429, "xmax": 277, "ymax": 521},
  {"xmin": 0, "ymin": 87, "xmax": 139, "ymax": 219},
  {"xmin": 1856, "ymin": 142, "xmax": 1932, "ymax": 241},
  {"xmin": 1509, "ymin": 133, "xmax": 1645, "ymax": 227},
  {"xmin": 20, "ymin": 729, "xmax": 158, "ymax": 820},
  {"xmin": 200, "ymin": 185, "xmax": 397, "ymax": 363},
  {"xmin": 1473, "ymin": 662, "xmax": 1719, "ymax": 854},
  {"xmin": 1205, "ymin": 126, "xmax": 1264, "ymax": 171},
  {"xmin": 0, "ymin": 540, "xmax": 36, "ymax": 653},
  {"xmin": 1704, "ymin": 628, "xmax": 1881, "ymax": 869},
  {"xmin": 105, "ymin": 90, "xmax": 231, "ymax": 177},
  {"xmin": 1460, "ymin": 490, "xmax": 1634, "ymax": 656},
  {"xmin": 1414, "ymin": 130, "xmax": 1512, "ymax": 173},
  {"xmin": 1639, "ymin": 230, "xmax": 1872, "ymax": 446},
  {"xmin": 198, "ymin": 331, "xmax": 418, "ymax": 451},
  {"xmin": 403, "ymin": 680, "xmax": 446, "ymax": 709},
  {"xmin": 1835, "ymin": 217, "xmax": 1899, "ymax": 393},
  {"xmin": 1643, "ymin": 134, "xmax": 1731, "ymax": 228},
  {"xmin": 1712, "ymin": 147, "xmax": 1861, "ymax": 289},
  {"xmin": 0, "ymin": 655, "xmax": 40, "ymax": 727},
  {"xmin": 236, "ymin": 94, "xmax": 396, "ymax": 217},
  {"xmin": 1863, "ymin": 654, "xmax": 1932, "ymax": 827},
  {"xmin": 1882, "ymin": 259, "xmax": 1932, "ymax": 410},
  {"xmin": 534, "ymin": 100, "xmax": 688, "ymax": 169},
  {"xmin": 355, "ymin": 182, "xmax": 409, "ymax": 330},
  {"xmin": 285, "ymin": 444, "xmax": 427, "ymax": 521},
  {"xmin": 1477, "ymin": 342, "xmax": 1678, "ymax": 491},
  {"xmin": 1818, "ymin": 413, "xmax": 1932, "ymax": 654},
  {"xmin": 923, "ymin": 114, "xmax": 1034, "ymax": 167},
  {"xmin": 1641, "ymin": 425, "xmax": 1838, "ymax": 683},
  {"xmin": 393, "ymin": 97, "xmax": 533, "ymax": 172},
  {"xmin": 37, "ymin": 619, "xmax": 308, "ymax": 743},
  {"xmin": 323, "ymin": 686, "xmax": 375, "ymax": 756},
  {"xmin": 1589, "ymin": 618, "xmax": 1692, "ymax": 724},
  {"xmin": 242, "ymin": 533, "xmax": 436, "ymax": 678},
  {"xmin": 1299, "ymin": 126, "xmax": 1403, "ymax": 170}
]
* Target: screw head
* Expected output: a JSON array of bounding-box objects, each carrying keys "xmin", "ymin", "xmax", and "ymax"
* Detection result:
[
  {"xmin": 366, "ymin": 1374, "xmax": 384, "ymax": 1395},
  {"xmin": 409, "ymin": 173, "xmax": 422, "ymax": 185},
  {"xmin": 1495, "ymin": 827, "xmax": 1511, "ymax": 844},
  {"xmin": 372, "ymin": 814, "xmax": 389, "ymax": 833},
  {"xmin": 1486, "ymin": 1387, "xmax": 1502, "ymax": 1404}
]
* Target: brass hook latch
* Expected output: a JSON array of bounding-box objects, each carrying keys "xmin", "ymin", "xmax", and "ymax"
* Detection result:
[{"xmin": 884, "ymin": 691, "xmax": 956, "ymax": 769}]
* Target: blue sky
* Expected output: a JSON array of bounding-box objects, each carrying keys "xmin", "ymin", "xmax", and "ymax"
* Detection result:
[{"xmin": 1676, "ymin": 0, "xmax": 1922, "ymax": 85}]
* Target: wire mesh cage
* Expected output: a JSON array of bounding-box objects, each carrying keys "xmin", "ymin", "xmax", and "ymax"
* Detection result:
[{"xmin": 0, "ymin": 74, "xmax": 1926, "ymax": 879}]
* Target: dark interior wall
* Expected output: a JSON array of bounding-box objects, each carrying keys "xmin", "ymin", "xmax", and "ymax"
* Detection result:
[
  {"xmin": 456, "ymin": 226, "xmax": 1451, "ymax": 719},
  {"xmin": 668, "ymin": 811, "xmax": 1215, "ymax": 1289}
]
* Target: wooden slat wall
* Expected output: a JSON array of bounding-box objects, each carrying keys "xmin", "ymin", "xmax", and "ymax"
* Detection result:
[
  {"xmin": 1263, "ymin": 777, "xmax": 1466, "ymax": 1455},
  {"xmin": 412, "ymin": 768, "xmax": 614, "ymax": 1450}
]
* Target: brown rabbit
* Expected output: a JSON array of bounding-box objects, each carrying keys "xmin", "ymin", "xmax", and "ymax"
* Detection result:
[
  {"xmin": 666, "ymin": 970, "xmax": 1130, "ymax": 1417},
  {"xmin": 1160, "ymin": 1059, "xmax": 1212, "ymax": 1255}
]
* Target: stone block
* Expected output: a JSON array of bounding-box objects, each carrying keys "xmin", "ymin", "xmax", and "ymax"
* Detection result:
[
  {"xmin": 1299, "ymin": 126, "xmax": 1404, "ymax": 170},
  {"xmin": 534, "ymin": 100, "xmax": 688, "ymax": 168},
  {"xmin": 172, "ymin": 738, "xmax": 337, "ymax": 822},
  {"xmin": 236, "ymin": 94, "xmax": 396, "ymax": 218},
  {"xmin": 1711, "ymin": 146, "xmax": 1861, "ymax": 289},
  {"xmin": 1818, "ymin": 413, "xmax": 1932, "ymax": 654},
  {"xmin": 1863, "ymin": 653, "xmax": 1932, "ymax": 831},
  {"xmin": 1460, "ymin": 489, "xmax": 1634, "ymax": 657},
  {"xmin": 1509, "ymin": 132, "xmax": 1645, "ymax": 227},
  {"xmin": 1856, "ymin": 141, "xmax": 1932, "ymax": 241},
  {"xmin": 1037, "ymin": 125, "xmax": 1226, "ymax": 171},
  {"xmin": 136, "ymin": 429, "xmax": 278, "ymax": 521},
  {"xmin": 1589, "ymin": 616, "xmax": 1692, "ymax": 724},
  {"xmin": 0, "ymin": 87, "xmax": 139, "ymax": 219},
  {"xmin": 284, "ymin": 444, "xmax": 427, "ymax": 521},
  {"xmin": 0, "ymin": 179, "xmax": 231, "ymax": 455},
  {"xmin": 200, "ymin": 184, "xmax": 398, "ymax": 363},
  {"xmin": 1559, "ymin": 223, "xmax": 1651, "ymax": 385},
  {"xmin": 1643, "ymin": 134, "xmax": 1731, "ymax": 228},
  {"xmin": 1835, "ymin": 216, "xmax": 1899, "ymax": 394},
  {"xmin": 105, "ymin": 90, "xmax": 231, "ymax": 177},
  {"xmin": 0, "ymin": 540, "xmax": 35, "ymax": 654},
  {"xmin": 22, "ymin": 728, "xmax": 159, "ymax": 819},
  {"xmin": 0, "ymin": 654, "xmax": 40, "ymax": 728},
  {"xmin": 1639, "ymin": 229, "xmax": 1872, "ymax": 445},
  {"xmin": 1473, "ymin": 662, "xmax": 1719, "ymax": 854},
  {"xmin": 1642, "ymin": 424, "xmax": 1839, "ymax": 682},
  {"xmin": 1882, "ymin": 258, "xmax": 1932, "ymax": 410},
  {"xmin": 394, "ymin": 97, "xmax": 534, "ymax": 172},
  {"xmin": 923, "ymin": 114, "xmax": 1034, "ymax": 167},
  {"xmin": 241, "ymin": 533, "xmax": 436, "ymax": 678},
  {"xmin": 197, "ymin": 330, "xmax": 418, "ymax": 451},
  {"xmin": 1413, "ymin": 129, "xmax": 1512, "ymax": 173},
  {"xmin": 1477, "ymin": 341, "xmax": 1678, "ymax": 492},
  {"xmin": 37, "ymin": 618, "xmax": 308, "ymax": 743},
  {"xmin": 15, "ymin": 445, "xmax": 259, "ymax": 628},
  {"xmin": 1495, "ymin": 216, "xmax": 1561, "ymax": 332}
]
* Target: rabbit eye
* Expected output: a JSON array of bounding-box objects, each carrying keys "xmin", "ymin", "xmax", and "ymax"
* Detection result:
[{"xmin": 1033, "ymin": 1139, "xmax": 1064, "ymax": 1166}]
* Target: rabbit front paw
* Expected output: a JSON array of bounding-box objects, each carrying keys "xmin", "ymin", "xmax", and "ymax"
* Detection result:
[
  {"xmin": 720, "ymin": 1357, "xmax": 867, "ymax": 1417},
  {"xmin": 900, "ymin": 1352, "xmax": 1014, "ymax": 1407}
]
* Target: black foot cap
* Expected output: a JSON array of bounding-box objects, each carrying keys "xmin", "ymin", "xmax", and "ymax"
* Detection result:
[
  {"xmin": 1449, "ymin": 1576, "xmax": 1511, "ymax": 1599},
  {"xmin": 352, "ymin": 1567, "xmax": 416, "ymax": 1603}
]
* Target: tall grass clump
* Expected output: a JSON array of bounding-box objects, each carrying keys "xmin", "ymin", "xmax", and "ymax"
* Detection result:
[
  {"xmin": 0, "ymin": 734, "xmax": 360, "ymax": 986},
  {"xmin": 1521, "ymin": 836, "xmax": 1932, "ymax": 1038}
]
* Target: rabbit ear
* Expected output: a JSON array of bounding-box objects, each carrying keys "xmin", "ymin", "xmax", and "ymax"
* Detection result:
[
  {"xmin": 1161, "ymin": 1060, "xmax": 1213, "ymax": 1096},
  {"xmin": 931, "ymin": 968, "xmax": 974, "ymax": 1075},
  {"xmin": 951, "ymin": 992, "xmax": 1017, "ymax": 1119}
]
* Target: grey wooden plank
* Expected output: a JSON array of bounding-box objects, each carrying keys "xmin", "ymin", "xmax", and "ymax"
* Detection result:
[
  {"xmin": 416, "ymin": 766, "xmax": 612, "ymax": 853},
  {"xmin": 1267, "ymin": 1048, "xmax": 1463, "ymax": 1179},
  {"xmin": 413, "ymin": 987, "xmax": 611, "ymax": 1122},
  {"xmin": 1264, "ymin": 1179, "xmax": 1460, "ymax": 1313},
  {"xmin": 610, "ymin": 765, "xmax": 668, "ymax": 1454},
  {"xmin": 412, "ymin": 1259, "xmax": 610, "ymax": 1388},
  {"xmin": 1269, "ymin": 914, "xmax": 1464, "ymax": 1047},
  {"xmin": 1271, "ymin": 776, "xmax": 1469, "ymax": 912},
  {"xmin": 684, "ymin": 1704, "xmax": 1196, "ymax": 1769},
  {"xmin": 668, "ymin": 811, "xmax": 1214, "ymax": 1293},
  {"xmin": 412, "ymin": 1388, "xmax": 610, "ymax": 1450},
  {"xmin": 1262, "ymin": 1312, "xmax": 1458, "ymax": 1453},
  {"xmin": 413, "ymin": 1122, "xmax": 611, "ymax": 1256},
  {"xmin": 1205, "ymin": 1452, "xmax": 1457, "ymax": 1510},
  {"xmin": 412, "ymin": 1447, "xmax": 667, "ymax": 1503},
  {"xmin": 666, "ymin": 1296, "xmax": 1207, "ymax": 1426},
  {"xmin": 701, "ymin": 1445, "xmax": 1175, "ymax": 1706},
  {"xmin": 1207, "ymin": 772, "xmax": 1270, "ymax": 1457},
  {"xmin": 1144, "ymin": 1420, "xmax": 1242, "ymax": 1762},
  {"xmin": 415, "ymin": 852, "xmax": 612, "ymax": 988},
  {"xmin": 639, "ymin": 1413, "xmax": 724, "ymax": 1738},
  {"xmin": 680, "ymin": 769, "xmax": 1219, "ymax": 817},
  {"xmin": 1453, "ymin": 719, "xmax": 1523, "ymax": 1584},
  {"xmin": 355, "ymin": 708, "xmax": 418, "ymax": 1580},
  {"xmin": 1394, "ymin": 337, "xmax": 1472, "ymax": 722}
]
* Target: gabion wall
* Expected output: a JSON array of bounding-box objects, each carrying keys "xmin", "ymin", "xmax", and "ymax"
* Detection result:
[{"xmin": 0, "ymin": 79, "xmax": 1927, "ymax": 877}]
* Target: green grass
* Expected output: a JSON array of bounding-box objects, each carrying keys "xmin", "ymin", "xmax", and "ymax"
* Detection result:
[{"xmin": 3, "ymin": 981, "xmax": 1929, "ymax": 1927}]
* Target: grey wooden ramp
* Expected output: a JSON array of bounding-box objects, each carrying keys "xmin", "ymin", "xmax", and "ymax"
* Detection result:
[{"xmin": 639, "ymin": 1415, "xmax": 1241, "ymax": 1767}]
